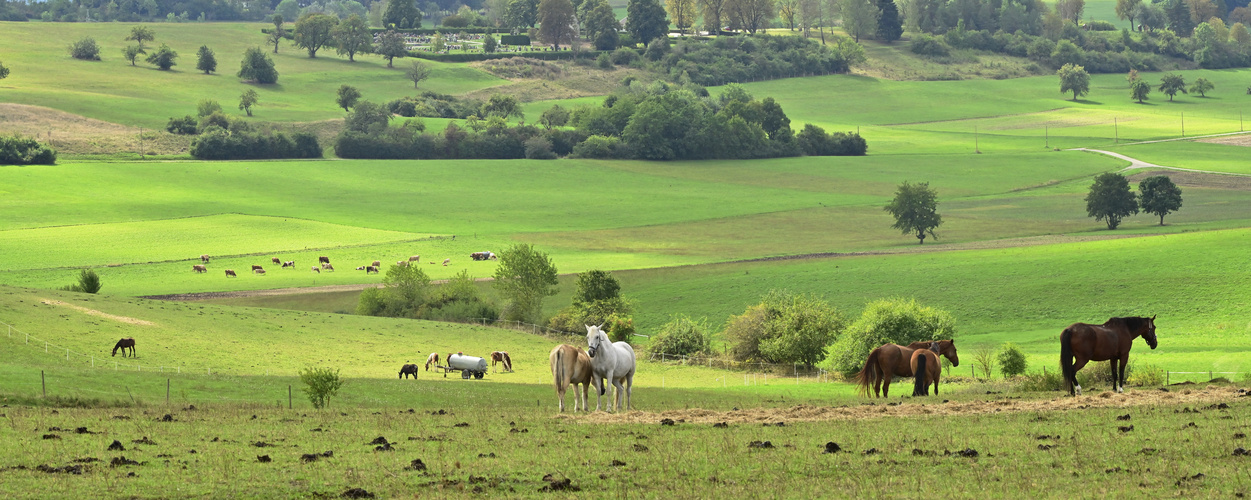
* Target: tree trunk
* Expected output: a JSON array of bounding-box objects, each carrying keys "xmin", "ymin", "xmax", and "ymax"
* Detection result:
[{"xmin": 1159, "ymin": 214, "xmax": 1165, "ymax": 225}]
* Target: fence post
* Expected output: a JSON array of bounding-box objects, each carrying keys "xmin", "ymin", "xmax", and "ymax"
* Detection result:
[
  {"xmin": 41, "ymin": 370, "xmax": 45, "ymax": 398},
  {"xmin": 1166, "ymin": 372, "xmax": 1170, "ymax": 385},
  {"xmin": 166, "ymin": 378, "xmax": 170, "ymax": 405},
  {"xmin": 289, "ymin": 385, "xmax": 292, "ymax": 409},
  {"xmin": 66, "ymin": 348, "xmax": 69, "ymax": 361}
]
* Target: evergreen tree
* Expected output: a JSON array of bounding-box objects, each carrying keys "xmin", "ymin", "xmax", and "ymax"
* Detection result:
[
  {"xmin": 584, "ymin": 0, "xmax": 620, "ymax": 50},
  {"xmin": 876, "ymin": 0, "xmax": 902, "ymax": 42},
  {"xmin": 1163, "ymin": 0, "xmax": 1194, "ymax": 35}
]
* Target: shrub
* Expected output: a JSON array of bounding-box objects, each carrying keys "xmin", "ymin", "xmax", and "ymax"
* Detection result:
[
  {"xmin": 910, "ymin": 34, "xmax": 950, "ymax": 57},
  {"xmin": 649, "ymin": 315, "xmax": 712, "ymax": 356},
  {"xmin": 972, "ymin": 346, "xmax": 995, "ymax": 379},
  {"xmin": 1084, "ymin": 20, "xmax": 1117, "ymax": 31},
  {"xmin": 606, "ymin": 314, "xmax": 635, "ymax": 343},
  {"xmin": 420, "ymin": 269, "xmax": 498, "ymax": 322},
  {"xmin": 298, "ymin": 366, "xmax": 343, "ymax": 409},
  {"xmin": 524, "ymin": 136, "xmax": 557, "ymax": 159},
  {"xmin": 1128, "ymin": 363, "xmax": 1165, "ymax": 387},
  {"xmin": 596, "ymin": 52, "xmax": 614, "ymax": 69},
  {"xmin": 238, "ymin": 47, "xmax": 279, "ymax": 84},
  {"xmin": 827, "ymin": 297, "xmax": 956, "ymax": 373},
  {"xmin": 197, "ymin": 111, "xmax": 231, "ymax": 132},
  {"xmin": 500, "ymin": 34, "xmax": 531, "ymax": 45},
  {"xmin": 1076, "ymin": 361, "xmax": 1128, "ymax": 389},
  {"xmin": 796, "ymin": 124, "xmax": 867, "ymax": 156},
  {"xmin": 0, "ymin": 134, "xmax": 57, "ymax": 165},
  {"xmin": 190, "ymin": 129, "xmax": 322, "ymax": 160},
  {"xmin": 725, "ymin": 290, "xmax": 844, "ymax": 367},
  {"xmin": 145, "ymin": 43, "xmax": 178, "ymax": 70},
  {"xmin": 166, "ymin": 116, "xmax": 198, "ymax": 135},
  {"xmin": 68, "ymin": 37, "xmax": 101, "ymax": 60},
  {"xmin": 60, "ymin": 269, "xmax": 102, "ymax": 293},
  {"xmin": 611, "ymin": 47, "xmax": 640, "ymax": 65},
  {"xmin": 997, "ymin": 343, "xmax": 1028, "ymax": 377},
  {"xmin": 197, "ymin": 100, "xmax": 223, "ymax": 117},
  {"xmin": 571, "ymin": 134, "xmax": 622, "ymax": 158},
  {"xmin": 1017, "ymin": 370, "xmax": 1064, "ymax": 392}
]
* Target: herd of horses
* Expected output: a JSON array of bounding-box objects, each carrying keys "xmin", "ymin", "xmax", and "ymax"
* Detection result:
[
  {"xmin": 190, "ymin": 252, "xmax": 498, "ymax": 277},
  {"xmin": 397, "ymin": 351, "xmax": 514, "ymax": 379}
]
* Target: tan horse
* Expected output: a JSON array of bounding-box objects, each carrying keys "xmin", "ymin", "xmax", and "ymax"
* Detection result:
[
  {"xmin": 856, "ymin": 339, "xmax": 960, "ymax": 398},
  {"xmin": 491, "ymin": 351, "xmax": 513, "ymax": 372},
  {"xmin": 910, "ymin": 344, "xmax": 942, "ymax": 396},
  {"xmin": 549, "ymin": 344, "xmax": 595, "ymax": 412},
  {"xmin": 424, "ymin": 352, "xmax": 440, "ymax": 371}
]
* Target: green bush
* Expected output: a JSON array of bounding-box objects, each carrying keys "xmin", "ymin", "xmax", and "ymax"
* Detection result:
[
  {"xmin": 1076, "ymin": 361, "xmax": 1131, "ymax": 389},
  {"xmin": 1084, "ymin": 20, "xmax": 1117, "ymax": 31},
  {"xmin": 796, "ymin": 124, "xmax": 867, "ymax": 156},
  {"xmin": 571, "ymin": 134, "xmax": 623, "ymax": 158},
  {"xmin": 298, "ymin": 366, "xmax": 343, "ymax": 409},
  {"xmin": 197, "ymin": 100, "xmax": 223, "ymax": 117},
  {"xmin": 68, "ymin": 37, "xmax": 101, "ymax": 60},
  {"xmin": 0, "ymin": 134, "xmax": 57, "ymax": 165},
  {"xmin": 725, "ymin": 290, "xmax": 845, "ymax": 367},
  {"xmin": 997, "ymin": 343, "xmax": 1028, "ymax": 377},
  {"xmin": 60, "ymin": 269, "xmax": 102, "ymax": 294},
  {"xmin": 910, "ymin": 34, "xmax": 950, "ymax": 57},
  {"xmin": 649, "ymin": 315, "xmax": 712, "ymax": 356},
  {"xmin": 1017, "ymin": 370, "xmax": 1064, "ymax": 392},
  {"xmin": 606, "ymin": 314, "xmax": 635, "ymax": 343},
  {"xmin": 611, "ymin": 47, "xmax": 640, "ymax": 65},
  {"xmin": 596, "ymin": 52, "xmax": 613, "ymax": 69},
  {"xmin": 524, "ymin": 136, "xmax": 557, "ymax": 159},
  {"xmin": 827, "ymin": 297, "xmax": 956, "ymax": 374},
  {"xmin": 356, "ymin": 264, "xmax": 432, "ymax": 318},
  {"xmin": 190, "ymin": 128, "xmax": 321, "ymax": 160},
  {"xmin": 1128, "ymin": 363, "xmax": 1165, "ymax": 387},
  {"xmin": 166, "ymin": 116, "xmax": 198, "ymax": 135},
  {"xmin": 499, "ymin": 34, "xmax": 531, "ymax": 45}
]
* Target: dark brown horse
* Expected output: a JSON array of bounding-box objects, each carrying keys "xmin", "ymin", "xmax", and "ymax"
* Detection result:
[
  {"xmin": 491, "ymin": 351, "xmax": 513, "ymax": 372},
  {"xmin": 856, "ymin": 339, "xmax": 960, "ymax": 398},
  {"xmin": 399, "ymin": 364, "xmax": 419, "ymax": 379},
  {"xmin": 1061, "ymin": 316, "xmax": 1157, "ymax": 396},
  {"xmin": 910, "ymin": 343, "xmax": 941, "ymax": 396},
  {"xmin": 112, "ymin": 338, "xmax": 136, "ymax": 357}
]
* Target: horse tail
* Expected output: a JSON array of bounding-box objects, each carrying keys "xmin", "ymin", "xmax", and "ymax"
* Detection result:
[
  {"xmin": 554, "ymin": 348, "xmax": 566, "ymax": 394},
  {"xmin": 855, "ymin": 348, "xmax": 879, "ymax": 397},
  {"xmin": 912, "ymin": 354, "xmax": 928, "ymax": 397},
  {"xmin": 1060, "ymin": 328, "xmax": 1076, "ymax": 396}
]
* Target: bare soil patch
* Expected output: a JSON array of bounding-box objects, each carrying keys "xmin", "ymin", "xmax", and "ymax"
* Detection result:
[
  {"xmin": 569, "ymin": 386, "xmax": 1241, "ymax": 424},
  {"xmin": 0, "ymin": 104, "xmax": 191, "ymax": 156},
  {"xmin": 40, "ymin": 299, "xmax": 155, "ymax": 326},
  {"xmin": 1198, "ymin": 134, "xmax": 1251, "ymax": 147},
  {"xmin": 1126, "ymin": 169, "xmax": 1251, "ymax": 191}
]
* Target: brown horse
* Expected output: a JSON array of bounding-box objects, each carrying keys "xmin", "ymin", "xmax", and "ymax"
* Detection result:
[
  {"xmin": 424, "ymin": 352, "xmax": 440, "ymax": 371},
  {"xmin": 491, "ymin": 351, "xmax": 513, "ymax": 372},
  {"xmin": 1061, "ymin": 316, "xmax": 1157, "ymax": 396},
  {"xmin": 112, "ymin": 338, "xmax": 135, "ymax": 357},
  {"xmin": 910, "ymin": 343, "xmax": 942, "ymax": 396},
  {"xmin": 855, "ymin": 339, "xmax": 960, "ymax": 398},
  {"xmin": 549, "ymin": 344, "xmax": 596, "ymax": 412}
]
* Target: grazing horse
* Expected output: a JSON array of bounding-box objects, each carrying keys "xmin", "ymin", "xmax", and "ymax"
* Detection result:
[
  {"xmin": 910, "ymin": 343, "xmax": 942, "ymax": 396},
  {"xmin": 550, "ymin": 344, "xmax": 596, "ymax": 412},
  {"xmin": 319, "ymin": 256, "xmax": 330, "ymax": 265},
  {"xmin": 112, "ymin": 338, "xmax": 136, "ymax": 357},
  {"xmin": 425, "ymin": 352, "xmax": 440, "ymax": 371},
  {"xmin": 586, "ymin": 324, "xmax": 636, "ymax": 412},
  {"xmin": 225, "ymin": 269, "xmax": 237, "ymax": 277},
  {"xmin": 490, "ymin": 351, "xmax": 513, "ymax": 372},
  {"xmin": 271, "ymin": 257, "xmax": 281, "ymax": 265},
  {"xmin": 856, "ymin": 340, "xmax": 960, "ymax": 398},
  {"xmin": 200, "ymin": 254, "xmax": 210, "ymax": 263},
  {"xmin": 1061, "ymin": 316, "xmax": 1158, "ymax": 396},
  {"xmin": 192, "ymin": 265, "xmax": 207, "ymax": 273},
  {"xmin": 399, "ymin": 364, "xmax": 419, "ymax": 379}
]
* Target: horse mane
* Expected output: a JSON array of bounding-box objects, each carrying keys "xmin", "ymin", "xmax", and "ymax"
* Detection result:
[{"xmin": 1105, "ymin": 317, "xmax": 1147, "ymax": 331}]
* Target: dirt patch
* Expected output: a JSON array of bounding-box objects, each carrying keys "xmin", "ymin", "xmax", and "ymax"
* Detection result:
[
  {"xmin": 0, "ymin": 103, "xmax": 192, "ymax": 156},
  {"xmin": 568, "ymin": 387, "xmax": 1242, "ymax": 425},
  {"xmin": 40, "ymin": 299, "xmax": 155, "ymax": 326},
  {"xmin": 1198, "ymin": 133, "xmax": 1251, "ymax": 147},
  {"xmin": 1125, "ymin": 169, "xmax": 1251, "ymax": 191}
]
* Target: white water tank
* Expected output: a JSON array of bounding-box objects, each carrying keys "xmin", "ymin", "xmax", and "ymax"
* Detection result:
[{"xmin": 447, "ymin": 353, "xmax": 487, "ymax": 379}]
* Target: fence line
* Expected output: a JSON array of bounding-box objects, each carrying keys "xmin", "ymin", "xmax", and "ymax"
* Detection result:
[{"xmin": 0, "ymin": 317, "xmax": 230, "ymax": 377}]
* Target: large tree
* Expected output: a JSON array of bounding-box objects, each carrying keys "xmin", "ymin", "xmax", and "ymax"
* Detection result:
[
  {"xmin": 583, "ymin": 0, "xmax": 620, "ymax": 49},
  {"xmin": 337, "ymin": 84, "xmax": 361, "ymax": 111},
  {"xmin": 538, "ymin": 0, "xmax": 579, "ymax": 46},
  {"xmin": 1188, "ymin": 77, "xmax": 1214, "ymax": 97},
  {"xmin": 700, "ymin": 0, "xmax": 727, "ymax": 34},
  {"xmin": 840, "ymin": 0, "xmax": 879, "ymax": 42},
  {"xmin": 1085, "ymin": 172, "xmax": 1138, "ymax": 229},
  {"xmin": 195, "ymin": 45, "xmax": 217, "ymax": 74},
  {"xmin": 778, "ymin": 0, "xmax": 798, "ymax": 28},
  {"xmin": 726, "ymin": 0, "xmax": 775, "ymax": 33},
  {"xmin": 375, "ymin": 30, "xmax": 408, "ymax": 68},
  {"xmin": 124, "ymin": 25, "xmax": 156, "ymax": 48},
  {"xmin": 1057, "ymin": 63, "xmax": 1090, "ymax": 101},
  {"xmin": 628, "ymin": 0, "xmax": 670, "ymax": 45},
  {"xmin": 667, "ymin": 0, "xmax": 699, "ymax": 34},
  {"xmin": 875, "ymin": 0, "xmax": 902, "ymax": 42},
  {"xmin": 1164, "ymin": 0, "xmax": 1194, "ymax": 35},
  {"xmin": 269, "ymin": 14, "xmax": 286, "ymax": 54},
  {"xmin": 145, "ymin": 43, "xmax": 178, "ymax": 70},
  {"xmin": 238, "ymin": 46, "xmax": 279, "ymax": 84},
  {"xmin": 884, "ymin": 181, "xmax": 942, "ymax": 244},
  {"xmin": 1115, "ymin": 0, "xmax": 1141, "ymax": 29},
  {"xmin": 505, "ymin": 0, "xmax": 540, "ymax": 27},
  {"xmin": 1131, "ymin": 79, "xmax": 1151, "ymax": 102},
  {"xmin": 294, "ymin": 13, "xmax": 339, "ymax": 58},
  {"xmin": 1157, "ymin": 72, "xmax": 1187, "ymax": 100},
  {"xmin": 333, "ymin": 14, "xmax": 373, "ymax": 61},
  {"xmin": 384, "ymin": 0, "xmax": 422, "ymax": 28},
  {"xmin": 1138, "ymin": 175, "xmax": 1183, "ymax": 225},
  {"xmin": 493, "ymin": 243, "xmax": 559, "ymax": 323}
]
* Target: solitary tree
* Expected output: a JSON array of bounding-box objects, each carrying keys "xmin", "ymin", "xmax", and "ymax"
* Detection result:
[
  {"xmin": 145, "ymin": 43, "xmax": 178, "ymax": 70},
  {"xmin": 336, "ymin": 84, "xmax": 361, "ymax": 111},
  {"xmin": 294, "ymin": 13, "xmax": 339, "ymax": 58},
  {"xmin": 375, "ymin": 30, "xmax": 408, "ymax": 68},
  {"xmin": 1158, "ymin": 73, "xmax": 1187, "ymax": 101},
  {"xmin": 1057, "ymin": 63, "xmax": 1090, "ymax": 101},
  {"xmin": 540, "ymin": 104, "xmax": 570, "ymax": 129},
  {"xmin": 333, "ymin": 14, "xmax": 373, "ymax": 62},
  {"xmin": 270, "ymin": 14, "xmax": 287, "ymax": 53},
  {"xmin": 196, "ymin": 45, "xmax": 217, "ymax": 74},
  {"xmin": 238, "ymin": 89, "xmax": 259, "ymax": 116},
  {"xmin": 122, "ymin": 45, "xmax": 146, "ymax": 66},
  {"xmin": 0, "ymin": 61, "xmax": 8, "ymax": 81},
  {"xmin": 298, "ymin": 366, "xmax": 343, "ymax": 409},
  {"xmin": 538, "ymin": 0, "xmax": 579, "ymax": 47},
  {"xmin": 483, "ymin": 33, "xmax": 499, "ymax": 53},
  {"xmin": 1188, "ymin": 77, "xmax": 1214, "ymax": 97},
  {"xmin": 884, "ymin": 181, "xmax": 942, "ymax": 244},
  {"xmin": 406, "ymin": 61, "xmax": 432, "ymax": 88},
  {"xmin": 68, "ymin": 37, "xmax": 102, "ymax": 61},
  {"xmin": 124, "ymin": 26, "xmax": 156, "ymax": 48},
  {"xmin": 583, "ymin": 0, "xmax": 620, "ymax": 50},
  {"xmin": 841, "ymin": 0, "xmax": 880, "ymax": 42},
  {"xmin": 238, "ymin": 47, "xmax": 279, "ymax": 84},
  {"xmin": 1085, "ymin": 172, "xmax": 1138, "ymax": 229},
  {"xmin": 493, "ymin": 243, "xmax": 559, "ymax": 323},
  {"xmin": 1138, "ymin": 175, "xmax": 1182, "ymax": 225},
  {"xmin": 1115, "ymin": 0, "xmax": 1141, "ymax": 29},
  {"xmin": 876, "ymin": 0, "xmax": 903, "ymax": 42},
  {"xmin": 627, "ymin": 0, "xmax": 670, "ymax": 46},
  {"xmin": 1131, "ymin": 79, "xmax": 1151, "ymax": 103}
]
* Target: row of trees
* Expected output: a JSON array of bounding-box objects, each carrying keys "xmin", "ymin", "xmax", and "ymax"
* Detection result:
[
  {"xmin": 1060, "ymin": 65, "xmax": 1218, "ymax": 103},
  {"xmin": 66, "ymin": 27, "xmax": 279, "ymax": 84},
  {"xmin": 1086, "ymin": 173, "xmax": 1183, "ymax": 229}
]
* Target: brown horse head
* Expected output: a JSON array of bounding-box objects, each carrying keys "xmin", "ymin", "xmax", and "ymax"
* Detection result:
[{"xmin": 910, "ymin": 339, "xmax": 959, "ymax": 367}]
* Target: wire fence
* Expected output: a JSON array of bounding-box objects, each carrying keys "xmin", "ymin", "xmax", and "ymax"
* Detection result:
[{"xmin": 0, "ymin": 318, "xmax": 230, "ymax": 377}]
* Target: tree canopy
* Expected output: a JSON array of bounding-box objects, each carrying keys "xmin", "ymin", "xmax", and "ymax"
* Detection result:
[
  {"xmin": 537, "ymin": 0, "xmax": 578, "ymax": 47},
  {"xmin": 1138, "ymin": 175, "xmax": 1182, "ymax": 225},
  {"xmin": 1131, "ymin": 79, "xmax": 1151, "ymax": 103},
  {"xmin": 145, "ymin": 43, "xmax": 178, "ymax": 70},
  {"xmin": 124, "ymin": 26, "xmax": 155, "ymax": 47},
  {"xmin": 337, "ymin": 84, "xmax": 362, "ymax": 111},
  {"xmin": 238, "ymin": 89, "xmax": 259, "ymax": 116},
  {"xmin": 493, "ymin": 244, "xmax": 559, "ymax": 323},
  {"xmin": 1085, "ymin": 172, "xmax": 1138, "ymax": 229},
  {"xmin": 1158, "ymin": 73, "xmax": 1187, "ymax": 101},
  {"xmin": 628, "ymin": 0, "xmax": 670, "ymax": 45},
  {"xmin": 238, "ymin": 47, "xmax": 279, "ymax": 84},
  {"xmin": 332, "ymin": 14, "xmax": 372, "ymax": 62},
  {"xmin": 1189, "ymin": 77, "xmax": 1214, "ymax": 97},
  {"xmin": 294, "ymin": 13, "xmax": 339, "ymax": 58},
  {"xmin": 384, "ymin": 0, "xmax": 422, "ymax": 28},
  {"xmin": 876, "ymin": 0, "xmax": 903, "ymax": 42},
  {"xmin": 884, "ymin": 181, "xmax": 942, "ymax": 244},
  {"xmin": 196, "ymin": 45, "xmax": 217, "ymax": 74},
  {"xmin": 375, "ymin": 30, "xmax": 408, "ymax": 67},
  {"xmin": 1056, "ymin": 63, "xmax": 1090, "ymax": 101}
]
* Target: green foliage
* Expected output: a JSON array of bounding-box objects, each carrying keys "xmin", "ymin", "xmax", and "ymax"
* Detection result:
[
  {"xmin": 571, "ymin": 134, "xmax": 623, "ymax": 158},
  {"xmin": 375, "ymin": 30, "xmax": 408, "ymax": 67},
  {"xmin": 1138, "ymin": 175, "xmax": 1182, "ymax": 225},
  {"xmin": 1016, "ymin": 370, "xmax": 1064, "ymax": 391},
  {"xmin": 0, "ymin": 134, "xmax": 57, "ymax": 165},
  {"xmin": 124, "ymin": 26, "xmax": 156, "ymax": 47},
  {"xmin": 537, "ymin": 0, "xmax": 578, "ymax": 46},
  {"xmin": 827, "ymin": 297, "xmax": 956, "ymax": 373},
  {"xmin": 573, "ymin": 269, "xmax": 621, "ymax": 305},
  {"xmin": 883, "ymin": 181, "xmax": 942, "ymax": 244},
  {"xmin": 1157, "ymin": 73, "xmax": 1187, "ymax": 101},
  {"xmin": 195, "ymin": 45, "xmax": 216, "ymax": 74},
  {"xmin": 356, "ymin": 263, "xmax": 432, "ymax": 318},
  {"xmin": 997, "ymin": 342, "xmax": 1027, "ymax": 377},
  {"xmin": 189, "ymin": 129, "xmax": 322, "ymax": 160},
  {"xmin": 876, "ymin": 0, "xmax": 903, "ymax": 42},
  {"xmin": 1084, "ymin": 20, "xmax": 1116, "ymax": 30},
  {"xmin": 333, "ymin": 14, "xmax": 373, "ymax": 62},
  {"xmin": 1128, "ymin": 363, "xmax": 1165, "ymax": 386},
  {"xmin": 796, "ymin": 124, "xmax": 867, "ymax": 156},
  {"xmin": 584, "ymin": 0, "xmax": 620, "ymax": 50},
  {"xmin": 540, "ymin": 105, "xmax": 570, "ymax": 129},
  {"xmin": 1188, "ymin": 77, "xmax": 1214, "ymax": 97},
  {"xmin": 298, "ymin": 366, "xmax": 343, "ymax": 409},
  {"xmin": 524, "ymin": 136, "xmax": 557, "ymax": 159},
  {"xmin": 406, "ymin": 61, "xmax": 432, "ymax": 88},
  {"xmin": 122, "ymin": 45, "xmax": 146, "ymax": 66},
  {"xmin": 68, "ymin": 36, "xmax": 101, "ymax": 61},
  {"xmin": 910, "ymin": 34, "xmax": 950, "ymax": 56},
  {"xmin": 269, "ymin": 14, "xmax": 287, "ymax": 53},
  {"xmin": 294, "ymin": 13, "xmax": 339, "ymax": 58},
  {"xmin": 627, "ymin": 0, "xmax": 669, "ymax": 46},
  {"xmin": 597, "ymin": 52, "xmax": 614, "ymax": 69},
  {"xmin": 505, "ymin": 0, "xmax": 539, "ymax": 28},
  {"xmin": 650, "ymin": 315, "xmax": 712, "ymax": 356},
  {"xmin": 384, "ymin": 0, "xmax": 422, "ymax": 28},
  {"xmin": 1085, "ymin": 172, "xmax": 1138, "ymax": 230},
  {"xmin": 481, "ymin": 94, "xmax": 523, "ymax": 119},
  {"xmin": 1056, "ymin": 63, "xmax": 1090, "ymax": 101},
  {"xmin": 336, "ymin": 85, "xmax": 362, "ymax": 111},
  {"xmin": 493, "ymin": 243, "xmax": 559, "ymax": 323},
  {"xmin": 1130, "ymin": 79, "xmax": 1151, "ymax": 103},
  {"xmin": 611, "ymin": 47, "xmax": 640, "ymax": 65},
  {"xmin": 145, "ymin": 43, "xmax": 177, "ymax": 70},
  {"xmin": 663, "ymin": 35, "xmax": 862, "ymax": 87},
  {"xmin": 483, "ymin": 33, "xmax": 498, "ymax": 53},
  {"xmin": 499, "ymin": 34, "xmax": 532, "ymax": 45},
  {"xmin": 421, "ymin": 269, "xmax": 499, "ymax": 322},
  {"xmin": 197, "ymin": 99, "xmax": 222, "ymax": 117},
  {"xmin": 724, "ymin": 290, "xmax": 844, "ymax": 367},
  {"xmin": 165, "ymin": 115, "xmax": 198, "ymax": 135},
  {"xmin": 61, "ymin": 269, "xmax": 102, "ymax": 294},
  {"xmin": 971, "ymin": 345, "xmax": 995, "ymax": 379},
  {"xmin": 237, "ymin": 47, "xmax": 278, "ymax": 84},
  {"xmin": 344, "ymin": 100, "xmax": 392, "ymax": 133},
  {"xmin": 842, "ymin": 0, "xmax": 880, "ymax": 42},
  {"xmin": 198, "ymin": 111, "xmax": 230, "ymax": 131},
  {"xmin": 238, "ymin": 89, "xmax": 259, "ymax": 117}
]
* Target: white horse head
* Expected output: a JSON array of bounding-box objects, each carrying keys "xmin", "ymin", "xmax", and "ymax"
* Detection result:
[{"xmin": 585, "ymin": 324, "xmax": 607, "ymax": 358}]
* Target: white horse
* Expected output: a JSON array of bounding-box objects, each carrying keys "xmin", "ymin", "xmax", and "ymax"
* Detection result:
[{"xmin": 586, "ymin": 324, "xmax": 635, "ymax": 412}]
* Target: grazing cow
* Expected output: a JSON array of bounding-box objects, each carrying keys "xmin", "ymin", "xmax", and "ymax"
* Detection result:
[
  {"xmin": 355, "ymin": 266, "xmax": 365, "ymax": 271},
  {"xmin": 312, "ymin": 266, "xmax": 321, "ymax": 273},
  {"xmin": 396, "ymin": 261, "xmax": 408, "ymax": 267},
  {"xmin": 399, "ymin": 364, "xmax": 419, "ymax": 379},
  {"xmin": 271, "ymin": 257, "xmax": 281, "ymax": 265},
  {"xmin": 282, "ymin": 261, "xmax": 295, "ymax": 268},
  {"xmin": 442, "ymin": 258, "xmax": 450, "ymax": 266},
  {"xmin": 371, "ymin": 260, "xmax": 382, "ymax": 267},
  {"xmin": 251, "ymin": 265, "xmax": 263, "ymax": 272},
  {"xmin": 319, "ymin": 256, "xmax": 330, "ymax": 264},
  {"xmin": 409, "ymin": 255, "xmax": 420, "ymax": 263},
  {"xmin": 489, "ymin": 252, "xmax": 497, "ymax": 260},
  {"xmin": 192, "ymin": 264, "xmax": 207, "ymax": 273},
  {"xmin": 366, "ymin": 266, "xmax": 379, "ymax": 274},
  {"xmin": 255, "ymin": 269, "xmax": 266, "ymax": 275},
  {"xmin": 200, "ymin": 254, "xmax": 210, "ymax": 263},
  {"xmin": 322, "ymin": 263, "xmax": 334, "ymax": 272},
  {"xmin": 225, "ymin": 269, "xmax": 237, "ymax": 277},
  {"xmin": 471, "ymin": 252, "xmax": 487, "ymax": 261}
]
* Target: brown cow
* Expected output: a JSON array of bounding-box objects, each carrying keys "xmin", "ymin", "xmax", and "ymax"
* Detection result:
[
  {"xmin": 409, "ymin": 255, "xmax": 420, "ymax": 262},
  {"xmin": 271, "ymin": 257, "xmax": 281, "ymax": 264},
  {"xmin": 311, "ymin": 266, "xmax": 321, "ymax": 273},
  {"xmin": 366, "ymin": 266, "xmax": 379, "ymax": 274},
  {"xmin": 200, "ymin": 254, "xmax": 210, "ymax": 263},
  {"xmin": 371, "ymin": 260, "xmax": 382, "ymax": 267},
  {"xmin": 322, "ymin": 263, "xmax": 334, "ymax": 272},
  {"xmin": 254, "ymin": 268, "xmax": 266, "ymax": 275},
  {"xmin": 192, "ymin": 264, "xmax": 207, "ymax": 273},
  {"xmin": 251, "ymin": 265, "xmax": 263, "ymax": 271},
  {"xmin": 319, "ymin": 256, "xmax": 330, "ymax": 264},
  {"xmin": 225, "ymin": 269, "xmax": 237, "ymax": 277}
]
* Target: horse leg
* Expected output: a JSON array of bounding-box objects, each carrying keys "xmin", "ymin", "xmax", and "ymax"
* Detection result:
[
  {"xmin": 882, "ymin": 376, "xmax": 891, "ymax": 399},
  {"xmin": 1109, "ymin": 359, "xmax": 1120, "ymax": 393},
  {"xmin": 1072, "ymin": 358, "xmax": 1089, "ymax": 395},
  {"xmin": 1119, "ymin": 354, "xmax": 1130, "ymax": 393},
  {"xmin": 625, "ymin": 374, "xmax": 633, "ymax": 411},
  {"xmin": 605, "ymin": 370, "xmax": 616, "ymax": 412}
]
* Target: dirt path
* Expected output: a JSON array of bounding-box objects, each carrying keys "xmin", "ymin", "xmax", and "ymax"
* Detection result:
[
  {"xmin": 1072, "ymin": 147, "xmax": 1251, "ymax": 177},
  {"xmin": 40, "ymin": 299, "xmax": 156, "ymax": 326},
  {"xmin": 568, "ymin": 385, "xmax": 1243, "ymax": 424}
]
